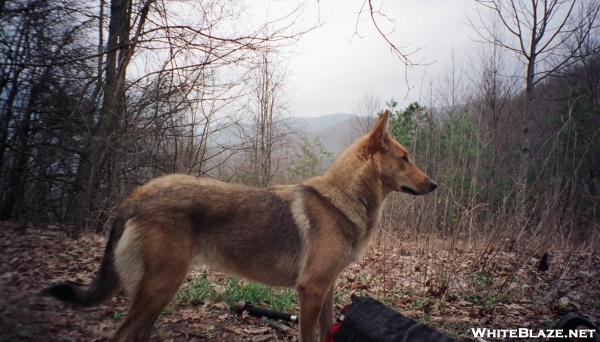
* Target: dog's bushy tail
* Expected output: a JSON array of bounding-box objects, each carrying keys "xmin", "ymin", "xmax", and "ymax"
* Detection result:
[{"xmin": 44, "ymin": 218, "xmax": 125, "ymax": 307}]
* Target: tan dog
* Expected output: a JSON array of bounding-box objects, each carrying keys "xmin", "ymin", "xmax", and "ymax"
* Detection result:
[{"xmin": 46, "ymin": 111, "xmax": 437, "ymax": 341}]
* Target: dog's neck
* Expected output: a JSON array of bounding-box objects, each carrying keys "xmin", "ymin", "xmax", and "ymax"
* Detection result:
[{"xmin": 306, "ymin": 143, "xmax": 386, "ymax": 237}]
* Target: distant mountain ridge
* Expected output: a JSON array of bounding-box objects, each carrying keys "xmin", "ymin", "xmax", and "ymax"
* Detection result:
[
  {"xmin": 208, "ymin": 112, "xmax": 359, "ymax": 155},
  {"xmin": 285, "ymin": 113, "xmax": 355, "ymax": 132},
  {"xmin": 285, "ymin": 113, "xmax": 359, "ymax": 154}
]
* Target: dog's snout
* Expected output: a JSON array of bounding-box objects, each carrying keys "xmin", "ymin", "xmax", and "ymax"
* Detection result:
[{"xmin": 429, "ymin": 180, "xmax": 438, "ymax": 192}]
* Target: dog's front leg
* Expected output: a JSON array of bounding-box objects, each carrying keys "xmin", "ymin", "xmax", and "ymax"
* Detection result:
[
  {"xmin": 298, "ymin": 282, "xmax": 329, "ymax": 342},
  {"xmin": 317, "ymin": 286, "xmax": 334, "ymax": 341}
]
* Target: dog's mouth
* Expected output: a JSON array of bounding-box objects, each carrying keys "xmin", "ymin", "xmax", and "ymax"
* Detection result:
[{"xmin": 400, "ymin": 186, "xmax": 421, "ymax": 196}]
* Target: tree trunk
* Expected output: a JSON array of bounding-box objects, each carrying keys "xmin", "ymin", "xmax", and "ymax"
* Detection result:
[
  {"xmin": 515, "ymin": 37, "xmax": 537, "ymax": 214},
  {"xmin": 71, "ymin": 0, "xmax": 131, "ymax": 229},
  {"xmin": 516, "ymin": 86, "xmax": 534, "ymax": 213},
  {"xmin": 0, "ymin": 93, "xmax": 33, "ymax": 220}
]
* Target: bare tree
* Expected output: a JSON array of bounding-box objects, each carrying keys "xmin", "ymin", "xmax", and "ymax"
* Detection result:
[
  {"xmin": 242, "ymin": 50, "xmax": 290, "ymax": 187},
  {"xmin": 350, "ymin": 93, "xmax": 381, "ymax": 138},
  {"xmin": 434, "ymin": 49, "xmax": 470, "ymax": 118},
  {"xmin": 0, "ymin": 0, "xmax": 102, "ymax": 221},
  {"xmin": 72, "ymin": 0, "xmax": 152, "ymax": 227},
  {"xmin": 0, "ymin": 0, "xmax": 307, "ymax": 226},
  {"xmin": 471, "ymin": 0, "xmax": 600, "ymax": 208},
  {"xmin": 471, "ymin": 24, "xmax": 517, "ymax": 151},
  {"xmin": 470, "ymin": 36, "xmax": 518, "ymax": 204}
]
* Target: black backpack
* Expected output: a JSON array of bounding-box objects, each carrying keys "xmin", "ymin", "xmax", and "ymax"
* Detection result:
[{"xmin": 330, "ymin": 296, "xmax": 456, "ymax": 342}]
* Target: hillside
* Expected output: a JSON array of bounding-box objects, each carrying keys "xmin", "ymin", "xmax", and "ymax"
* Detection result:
[{"xmin": 285, "ymin": 113, "xmax": 359, "ymax": 154}]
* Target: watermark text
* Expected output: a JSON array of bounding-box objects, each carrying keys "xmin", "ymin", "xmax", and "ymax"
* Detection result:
[{"xmin": 471, "ymin": 327, "xmax": 596, "ymax": 339}]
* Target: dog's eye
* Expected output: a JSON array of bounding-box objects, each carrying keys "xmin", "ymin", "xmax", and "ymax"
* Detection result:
[{"xmin": 402, "ymin": 156, "xmax": 410, "ymax": 163}]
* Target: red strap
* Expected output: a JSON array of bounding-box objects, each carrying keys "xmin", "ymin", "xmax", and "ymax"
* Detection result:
[{"xmin": 326, "ymin": 322, "xmax": 342, "ymax": 342}]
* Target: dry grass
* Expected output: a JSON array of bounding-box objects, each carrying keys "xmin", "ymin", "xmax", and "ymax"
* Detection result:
[{"xmin": 335, "ymin": 226, "xmax": 600, "ymax": 340}]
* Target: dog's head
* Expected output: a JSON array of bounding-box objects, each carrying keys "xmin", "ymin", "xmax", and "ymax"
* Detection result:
[{"xmin": 364, "ymin": 110, "xmax": 437, "ymax": 196}]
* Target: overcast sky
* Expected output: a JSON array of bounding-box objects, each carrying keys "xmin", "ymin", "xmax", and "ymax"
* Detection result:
[{"xmin": 247, "ymin": 0, "xmax": 481, "ymax": 117}]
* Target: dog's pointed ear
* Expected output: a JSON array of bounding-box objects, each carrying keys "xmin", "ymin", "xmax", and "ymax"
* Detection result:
[{"xmin": 366, "ymin": 110, "xmax": 391, "ymax": 154}]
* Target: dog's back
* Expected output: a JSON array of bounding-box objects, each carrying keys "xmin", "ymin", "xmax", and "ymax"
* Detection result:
[{"xmin": 117, "ymin": 175, "xmax": 308, "ymax": 287}]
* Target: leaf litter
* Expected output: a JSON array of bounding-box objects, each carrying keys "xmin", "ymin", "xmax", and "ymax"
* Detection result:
[{"xmin": 1, "ymin": 221, "xmax": 598, "ymax": 341}]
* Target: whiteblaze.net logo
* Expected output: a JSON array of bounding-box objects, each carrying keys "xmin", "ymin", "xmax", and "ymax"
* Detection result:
[{"xmin": 471, "ymin": 327, "xmax": 597, "ymax": 339}]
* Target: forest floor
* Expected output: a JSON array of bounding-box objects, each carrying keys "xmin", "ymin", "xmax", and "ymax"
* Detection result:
[{"xmin": 1, "ymin": 221, "xmax": 599, "ymax": 341}]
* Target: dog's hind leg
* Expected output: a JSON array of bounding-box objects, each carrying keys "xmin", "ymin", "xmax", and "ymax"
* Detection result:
[{"xmin": 110, "ymin": 225, "xmax": 193, "ymax": 342}]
